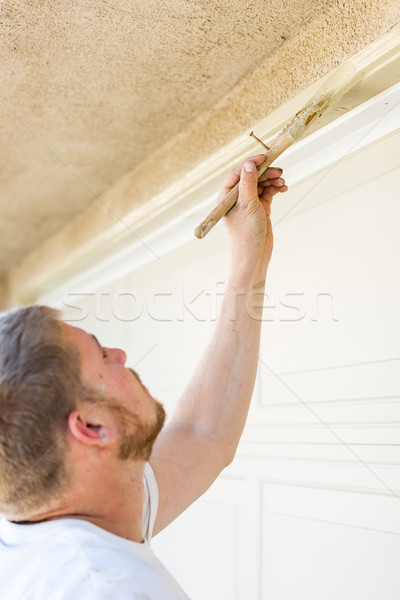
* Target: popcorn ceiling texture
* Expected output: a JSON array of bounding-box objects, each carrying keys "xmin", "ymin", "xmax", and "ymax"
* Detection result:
[
  {"xmin": 0, "ymin": 0, "xmax": 399, "ymax": 277},
  {"xmin": 0, "ymin": 275, "xmax": 8, "ymax": 312}
]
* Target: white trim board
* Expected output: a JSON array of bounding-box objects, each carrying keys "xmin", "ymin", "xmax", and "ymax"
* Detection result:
[{"xmin": 39, "ymin": 81, "xmax": 400, "ymax": 308}]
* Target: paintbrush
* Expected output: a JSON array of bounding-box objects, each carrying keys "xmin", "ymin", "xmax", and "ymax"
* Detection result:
[{"xmin": 194, "ymin": 62, "xmax": 363, "ymax": 239}]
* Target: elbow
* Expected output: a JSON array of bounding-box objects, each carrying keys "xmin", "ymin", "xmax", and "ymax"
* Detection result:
[{"xmin": 219, "ymin": 443, "xmax": 237, "ymax": 469}]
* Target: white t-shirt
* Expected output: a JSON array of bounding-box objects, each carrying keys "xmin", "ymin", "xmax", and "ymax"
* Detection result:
[{"xmin": 0, "ymin": 463, "xmax": 190, "ymax": 600}]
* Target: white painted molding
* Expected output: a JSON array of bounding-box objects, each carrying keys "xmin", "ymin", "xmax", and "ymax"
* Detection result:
[{"xmin": 39, "ymin": 80, "xmax": 400, "ymax": 308}]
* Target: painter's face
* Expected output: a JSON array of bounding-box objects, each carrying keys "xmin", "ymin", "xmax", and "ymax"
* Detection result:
[{"xmin": 61, "ymin": 323, "xmax": 165, "ymax": 460}]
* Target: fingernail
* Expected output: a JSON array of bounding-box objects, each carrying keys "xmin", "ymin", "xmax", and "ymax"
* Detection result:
[{"xmin": 244, "ymin": 160, "xmax": 255, "ymax": 173}]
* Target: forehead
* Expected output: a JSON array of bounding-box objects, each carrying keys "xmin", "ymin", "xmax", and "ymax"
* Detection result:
[
  {"xmin": 60, "ymin": 322, "xmax": 91, "ymax": 350},
  {"xmin": 59, "ymin": 323, "xmax": 100, "ymax": 369}
]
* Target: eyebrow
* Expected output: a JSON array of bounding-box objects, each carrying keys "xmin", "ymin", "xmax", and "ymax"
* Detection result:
[{"xmin": 90, "ymin": 334, "xmax": 103, "ymax": 353}]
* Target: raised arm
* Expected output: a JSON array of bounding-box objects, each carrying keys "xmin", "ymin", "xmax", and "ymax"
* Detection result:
[{"xmin": 150, "ymin": 155, "xmax": 287, "ymax": 534}]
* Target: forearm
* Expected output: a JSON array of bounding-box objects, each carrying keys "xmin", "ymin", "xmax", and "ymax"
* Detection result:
[{"xmin": 172, "ymin": 251, "xmax": 268, "ymax": 465}]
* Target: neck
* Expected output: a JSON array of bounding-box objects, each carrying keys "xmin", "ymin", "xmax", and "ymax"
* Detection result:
[{"xmin": 16, "ymin": 459, "xmax": 147, "ymax": 543}]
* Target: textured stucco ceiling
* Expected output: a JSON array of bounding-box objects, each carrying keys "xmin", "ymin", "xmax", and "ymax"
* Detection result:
[{"xmin": 1, "ymin": 0, "xmax": 399, "ymax": 283}]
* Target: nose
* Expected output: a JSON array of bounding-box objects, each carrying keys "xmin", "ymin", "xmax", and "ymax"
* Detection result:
[{"xmin": 106, "ymin": 347, "xmax": 127, "ymax": 366}]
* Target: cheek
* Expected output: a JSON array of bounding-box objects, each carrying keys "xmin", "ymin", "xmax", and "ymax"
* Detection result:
[{"xmin": 110, "ymin": 377, "xmax": 137, "ymax": 402}]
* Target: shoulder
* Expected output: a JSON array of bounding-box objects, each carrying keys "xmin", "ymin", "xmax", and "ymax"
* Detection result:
[{"xmin": 32, "ymin": 521, "xmax": 154, "ymax": 598}]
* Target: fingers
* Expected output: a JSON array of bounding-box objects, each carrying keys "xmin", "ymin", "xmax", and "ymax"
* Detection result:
[
  {"xmin": 222, "ymin": 160, "xmax": 282, "ymax": 191},
  {"xmin": 259, "ymin": 184, "xmax": 288, "ymax": 202},
  {"xmin": 243, "ymin": 154, "xmax": 266, "ymax": 166},
  {"xmin": 220, "ymin": 166, "xmax": 241, "ymax": 194},
  {"xmin": 217, "ymin": 155, "xmax": 267, "ymax": 203},
  {"xmin": 217, "ymin": 157, "xmax": 287, "ymax": 206},
  {"xmin": 258, "ymin": 178, "xmax": 287, "ymax": 196},
  {"xmin": 238, "ymin": 160, "xmax": 259, "ymax": 207},
  {"xmin": 222, "ymin": 155, "xmax": 267, "ymax": 189},
  {"xmin": 258, "ymin": 167, "xmax": 283, "ymax": 181}
]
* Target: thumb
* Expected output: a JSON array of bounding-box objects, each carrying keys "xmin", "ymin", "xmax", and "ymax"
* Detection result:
[{"xmin": 238, "ymin": 160, "xmax": 259, "ymax": 208}]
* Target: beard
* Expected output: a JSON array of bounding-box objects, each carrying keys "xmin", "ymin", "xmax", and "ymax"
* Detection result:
[
  {"xmin": 100, "ymin": 368, "xmax": 166, "ymax": 462},
  {"xmin": 111, "ymin": 398, "xmax": 166, "ymax": 462}
]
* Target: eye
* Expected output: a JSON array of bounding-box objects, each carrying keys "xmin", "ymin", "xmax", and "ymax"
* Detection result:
[{"xmin": 102, "ymin": 348, "xmax": 108, "ymax": 360}]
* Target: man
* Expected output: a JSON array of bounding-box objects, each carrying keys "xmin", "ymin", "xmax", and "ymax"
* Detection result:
[{"xmin": 0, "ymin": 155, "xmax": 287, "ymax": 599}]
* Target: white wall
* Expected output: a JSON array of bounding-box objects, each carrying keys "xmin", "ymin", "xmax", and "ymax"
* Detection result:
[{"xmin": 60, "ymin": 127, "xmax": 400, "ymax": 599}]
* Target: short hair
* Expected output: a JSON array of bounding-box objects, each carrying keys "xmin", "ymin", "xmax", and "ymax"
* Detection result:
[{"xmin": 0, "ymin": 305, "xmax": 82, "ymax": 520}]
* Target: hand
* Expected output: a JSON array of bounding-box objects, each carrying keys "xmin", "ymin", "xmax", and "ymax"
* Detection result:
[{"xmin": 217, "ymin": 154, "xmax": 288, "ymax": 265}]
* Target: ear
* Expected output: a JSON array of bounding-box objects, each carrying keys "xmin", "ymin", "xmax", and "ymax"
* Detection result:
[{"xmin": 68, "ymin": 408, "xmax": 118, "ymax": 448}]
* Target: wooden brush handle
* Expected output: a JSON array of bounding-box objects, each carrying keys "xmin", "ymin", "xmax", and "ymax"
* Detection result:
[{"xmin": 193, "ymin": 182, "xmax": 240, "ymax": 239}]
